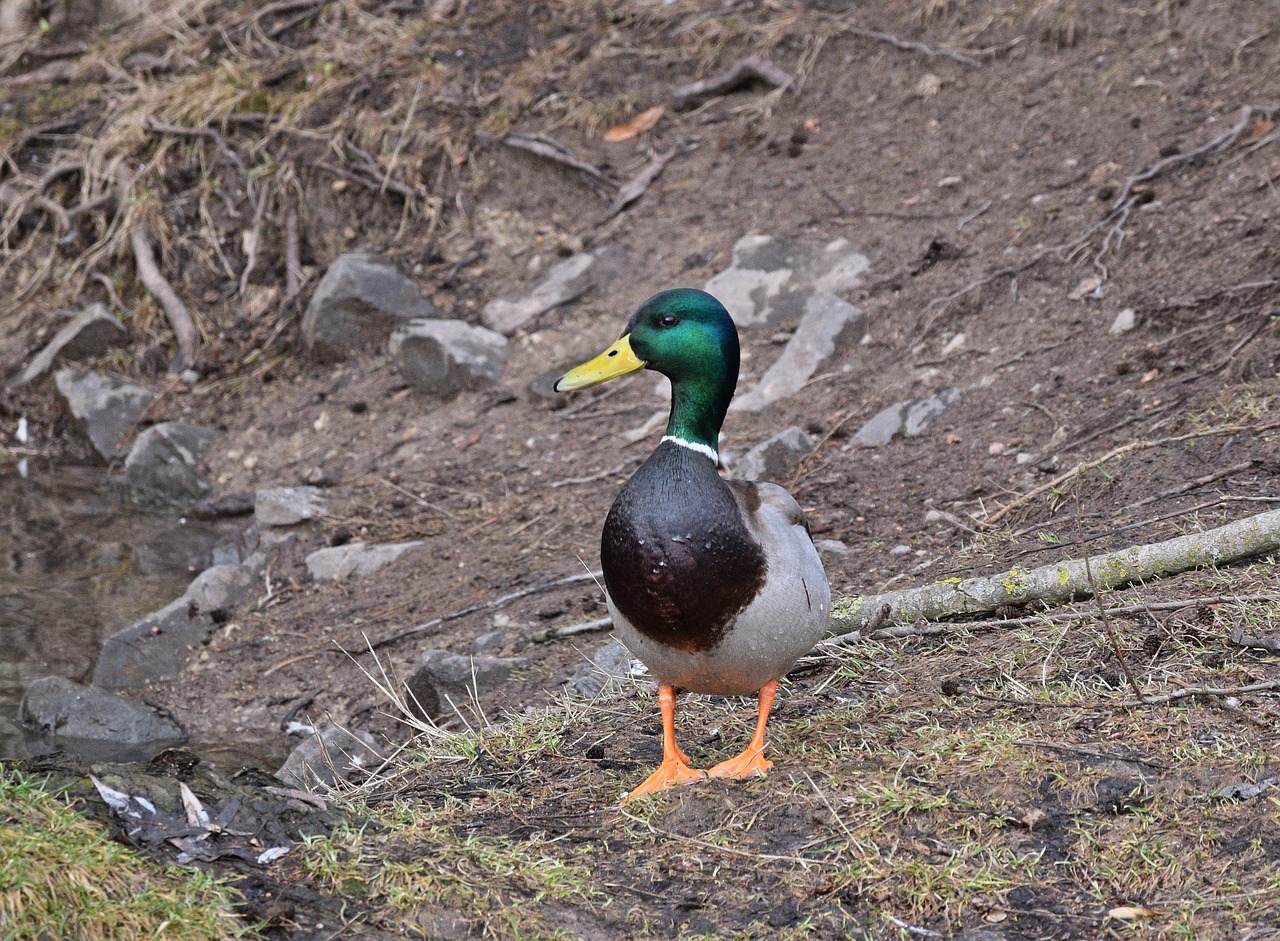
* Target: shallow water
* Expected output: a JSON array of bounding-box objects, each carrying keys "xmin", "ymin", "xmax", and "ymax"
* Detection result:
[{"xmin": 0, "ymin": 464, "xmax": 244, "ymax": 760}]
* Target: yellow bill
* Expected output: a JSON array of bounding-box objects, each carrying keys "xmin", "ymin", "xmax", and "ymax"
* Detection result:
[{"xmin": 554, "ymin": 334, "xmax": 646, "ymax": 391}]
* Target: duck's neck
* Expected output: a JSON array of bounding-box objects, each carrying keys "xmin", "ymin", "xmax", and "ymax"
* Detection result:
[{"xmin": 663, "ymin": 366, "xmax": 735, "ymax": 459}]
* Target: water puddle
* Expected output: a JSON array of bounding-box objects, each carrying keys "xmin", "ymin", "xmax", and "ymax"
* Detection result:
[{"xmin": 0, "ymin": 464, "xmax": 244, "ymax": 761}]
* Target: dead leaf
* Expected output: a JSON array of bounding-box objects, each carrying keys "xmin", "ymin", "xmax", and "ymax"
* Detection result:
[
  {"xmin": 1251, "ymin": 117, "xmax": 1274, "ymax": 138},
  {"xmin": 603, "ymin": 106, "xmax": 664, "ymax": 142},
  {"xmin": 1106, "ymin": 906, "xmax": 1157, "ymax": 921}
]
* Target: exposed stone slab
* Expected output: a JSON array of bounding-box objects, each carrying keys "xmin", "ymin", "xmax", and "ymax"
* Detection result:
[
  {"xmin": 54, "ymin": 368, "xmax": 156, "ymax": 461},
  {"xmin": 734, "ymin": 427, "xmax": 815, "ymax": 482},
  {"xmin": 481, "ymin": 247, "xmax": 625, "ymax": 335},
  {"xmin": 704, "ymin": 235, "xmax": 869, "ymax": 328},
  {"xmin": 731, "ymin": 292, "xmax": 867, "ymax": 412},
  {"xmin": 256, "ymin": 486, "xmax": 327, "ymax": 527},
  {"xmin": 15, "ymin": 303, "xmax": 129, "ymax": 387},
  {"xmin": 301, "ymin": 254, "xmax": 438, "ymax": 360},
  {"xmin": 20, "ymin": 676, "xmax": 183, "ymax": 749},
  {"xmin": 92, "ymin": 558, "xmax": 264, "ymax": 691},
  {"xmin": 124, "ymin": 422, "xmax": 219, "ymax": 510},
  {"xmin": 404, "ymin": 649, "xmax": 530, "ymax": 719},
  {"xmin": 853, "ymin": 387, "xmax": 961, "ymax": 447},
  {"xmin": 305, "ymin": 540, "xmax": 424, "ymax": 582},
  {"xmin": 276, "ymin": 726, "xmax": 384, "ymax": 790},
  {"xmin": 390, "ymin": 319, "xmax": 509, "ymax": 395}
]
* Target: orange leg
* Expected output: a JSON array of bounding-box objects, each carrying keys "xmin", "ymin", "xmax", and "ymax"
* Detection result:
[
  {"xmin": 707, "ymin": 679, "xmax": 776, "ymax": 780},
  {"xmin": 623, "ymin": 684, "xmax": 705, "ymax": 802}
]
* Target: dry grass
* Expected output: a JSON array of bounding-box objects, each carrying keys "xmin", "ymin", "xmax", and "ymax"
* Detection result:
[{"xmin": 287, "ymin": 560, "xmax": 1280, "ymax": 939}]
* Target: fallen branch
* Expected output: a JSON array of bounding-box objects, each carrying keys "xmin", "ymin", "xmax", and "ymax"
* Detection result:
[
  {"xmin": 602, "ymin": 147, "xmax": 680, "ymax": 221},
  {"xmin": 828, "ymin": 508, "xmax": 1280, "ymax": 636},
  {"xmin": 1120, "ymin": 679, "xmax": 1280, "ymax": 707},
  {"xmin": 284, "ymin": 206, "xmax": 302, "ymax": 301},
  {"xmin": 499, "ymin": 133, "xmax": 617, "ymax": 195},
  {"xmin": 531, "ymin": 616, "xmax": 612, "ymax": 643},
  {"xmin": 1230, "ymin": 625, "xmax": 1280, "ymax": 654},
  {"xmin": 367, "ymin": 570, "xmax": 603, "ymax": 651},
  {"xmin": 129, "ymin": 225, "xmax": 199, "ymax": 372},
  {"xmin": 847, "ymin": 26, "xmax": 982, "ymax": 68},
  {"xmin": 671, "ymin": 54, "xmax": 792, "ymax": 111}
]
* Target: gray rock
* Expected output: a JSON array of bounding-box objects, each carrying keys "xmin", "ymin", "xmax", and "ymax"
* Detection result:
[
  {"xmin": 814, "ymin": 538, "xmax": 851, "ymax": 561},
  {"xmin": 20, "ymin": 676, "xmax": 183, "ymax": 748},
  {"xmin": 301, "ymin": 254, "xmax": 438, "ymax": 360},
  {"xmin": 565, "ymin": 638, "xmax": 643, "ymax": 698},
  {"xmin": 305, "ymin": 540, "xmax": 424, "ymax": 582},
  {"xmin": 93, "ymin": 561, "xmax": 261, "ymax": 691},
  {"xmin": 731, "ymin": 293, "xmax": 867, "ymax": 411},
  {"xmin": 404, "ymin": 650, "xmax": 530, "ymax": 719},
  {"xmin": 482, "ymin": 247, "xmax": 625, "ymax": 335},
  {"xmin": 276, "ymin": 726, "xmax": 383, "ymax": 791},
  {"xmin": 704, "ymin": 235, "xmax": 870, "ymax": 328},
  {"xmin": 1110, "ymin": 308, "xmax": 1138, "ymax": 334},
  {"xmin": 473, "ymin": 629, "xmax": 511, "ymax": 655},
  {"xmin": 256, "ymin": 486, "xmax": 327, "ymax": 527},
  {"xmin": 853, "ymin": 387, "xmax": 960, "ymax": 447},
  {"xmin": 124, "ymin": 422, "xmax": 219, "ymax": 510},
  {"xmin": 54, "ymin": 368, "xmax": 157, "ymax": 460},
  {"xmin": 734, "ymin": 426, "xmax": 815, "ymax": 482},
  {"xmin": 14, "ymin": 303, "xmax": 129, "ymax": 387},
  {"xmin": 389, "ymin": 319, "xmax": 509, "ymax": 395}
]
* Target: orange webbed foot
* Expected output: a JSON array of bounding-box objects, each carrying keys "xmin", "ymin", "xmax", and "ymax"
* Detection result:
[
  {"xmin": 707, "ymin": 746, "xmax": 773, "ymax": 780},
  {"xmin": 622, "ymin": 757, "xmax": 706, "ymax": 803}
]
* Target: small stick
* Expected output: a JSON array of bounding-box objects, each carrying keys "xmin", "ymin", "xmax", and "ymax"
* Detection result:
[
  {"xmin": 671, "ymin": 54, "xmax": 793, "ymax": 110},
  {"xmin": 501, "ymin": 133, "xmax": 617, "ymax": 191},
  {"xmin": 1077, "ymin": 491, "xmax": 1145, "ymax": 701},
  {"xmin": 284, "ymin": 207, "xmax": 302, "ymax": 301},
  {"xmin": 602, "ymin": 147, "xmax": 679, "ymax": 221},
  {"xmin": 1121, "ymin": 679, "xmax": 1280, "ymax": 706},
  {"xmin": 367, "ymin": 571, "xmax": 604, "ymax": 651},
  {"xmin": 551, "ymin": 460, "xmax": 636, "ymax": 488},
  {"xmin": 531, "ymin": 616, "xmax": 612, "ymax": 643},
  {"xmin": 955, "ymin": 199, "xmax": 992, "ymax": 232},
  {"xmin": 238, "ymin": 185, "xmax": 270, "ymax": 296},
  {"xmin": 847, "ymin": 26, "xmax": 982, "ymax": 68}
]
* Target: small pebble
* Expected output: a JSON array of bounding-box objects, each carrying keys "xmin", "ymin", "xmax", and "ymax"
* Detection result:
[
  {"xmin": 988, "ymin": 442, "xmax": 1006, "ymax": 455},
  {"xmin": 890, "ymin": 544, "xmax": 912, "ymax": 556}
]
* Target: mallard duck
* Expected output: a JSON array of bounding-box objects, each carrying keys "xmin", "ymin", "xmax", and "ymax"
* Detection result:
[{"xmin": 556, "ymin": 288, "xmax": 830, "ymax": 801}]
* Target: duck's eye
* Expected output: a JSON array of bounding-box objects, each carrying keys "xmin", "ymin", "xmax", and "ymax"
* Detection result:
[{"xmin": 659, "ymin": 314, "xmax": 678, "ymax": 327}]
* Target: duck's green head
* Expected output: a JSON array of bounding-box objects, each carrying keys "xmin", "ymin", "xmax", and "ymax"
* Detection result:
[{"xmin": 555, "ymin": 288, "xmax": 739, "ymax": 453}]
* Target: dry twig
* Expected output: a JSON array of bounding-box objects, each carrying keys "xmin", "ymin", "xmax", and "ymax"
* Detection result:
[
  {"xmin": 847, "ymin": 26, "xmax": 982, "ymax": 68},
  {"xmin": 671, "ymin": 54, "xmax": 793, "ymax": 111}
]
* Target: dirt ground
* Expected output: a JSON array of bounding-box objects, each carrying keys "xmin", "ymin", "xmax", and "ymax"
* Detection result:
[{"xmin": 3, "ymin": 0, "xmax": 1279, "ymax": 937}]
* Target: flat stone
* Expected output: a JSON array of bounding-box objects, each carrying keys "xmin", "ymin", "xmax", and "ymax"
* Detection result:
[
  {"xmin": 482, "ymin": 247, "xmax": 625, "ymax": 335},
  {"xmin": 853, "ymin": 387, "xmax": 960, "ymax": 447},
  {"xmin": 124, "ymin": 422, "xmax": 219, "ymax": 510},
  {"xmin": 389, "ymin": 319, "xmax": 509, "ymax": 395},
  {"xmin": 564, "ymin": 638, "xmax": 643, "ymax": 698},
  {"xmin": 20, "ymin": 676, "xmax": 183, "ymax": 749},
  {"xmin": 305, "ymin": 540, "xmax": 424, "ymax": 582},
  {"xmin": 14, "ymin": 303, "xmax": 129, "ymax": 387},
  {"xmin": 704, "ymin": 235, "xmax": 870, "ymax": 328},
  {"xmin": 54, "ymin": 368, "xmax": 157, "ymax": 461},
  {"xmin": 404, "ymin": 650, "xmax": 530, "ymax": 719},
  {"xmin": 276, "ymin": 726, "xmax": 383, "ymax": 791},
  {"xmin": 301, "ymin": 254, "xmax": 438, "ymax": 360},
  {"xmin": 734, "ymin": 426, "xmax": 815, "ymax": 482},
  {"xmin": 93, "ymin": 559, "xmax": 263, "ymax": 691},
  {"xmin": 256, "ymin": 486, "xmax": 327, "ymax": 527},
  {"xmin": 731, "ymin": 292, "xmax": 867, "ymax": 412},
  {"xmin": 814, "ymin": 538, "xmax": 851, "ymax": 561}
]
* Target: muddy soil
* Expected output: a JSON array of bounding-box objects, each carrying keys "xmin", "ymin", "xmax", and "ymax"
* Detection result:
[{"xmin": 2, "ymin": 0, "xmax": 1279, "ymax": 937}]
